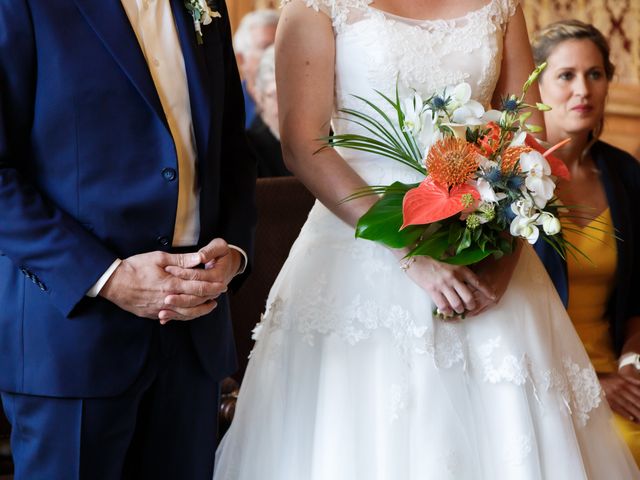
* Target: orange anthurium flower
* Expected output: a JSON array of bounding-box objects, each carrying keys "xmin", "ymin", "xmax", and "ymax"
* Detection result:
[
  {"xmin": 401, "ymin": 177, "xmax": 480, "ymax": 228},
  {"xmin": 524, "ymin": 134, "xmax": 571, "ymax": 181}
]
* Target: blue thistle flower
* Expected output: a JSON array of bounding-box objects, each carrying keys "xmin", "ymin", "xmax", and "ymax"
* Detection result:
[
  {"xmin": 484, "ymin": 167, "xmax": 502, "ymax": 183},
  {"xmin": 501, "ymin": 96, "xmax": 519, "ymax": 112},
  {"xmin": 506, "ymin": 175, "xmax": 524, "ymax": 190},
  {"xmin": 497, "ymin": 205, "xmax": 517, "ymax": 223},
  {"xmin": 431, "ymin": 96, "xmax": 447, "ymax": 110}
]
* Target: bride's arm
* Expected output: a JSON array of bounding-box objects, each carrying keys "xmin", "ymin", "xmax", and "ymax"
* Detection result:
[
  {"xmin": 275, "ymin": 1, "xmax": 495, "ymax": 317},
  {"xmin": 492, "ymin": 5, "xmax": 546, "ymax": 132},
  {"xmin": 469, "ymin": 5, "xmax": 546, "ymax": 315},
  {"xmin": 275, "ymin": 2, "xmax": 372, "ymax": 227}
]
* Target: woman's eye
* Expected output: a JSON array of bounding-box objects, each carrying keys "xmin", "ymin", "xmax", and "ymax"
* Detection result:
[
  {"xmin": 588, "ymin": 70, "xmax": 603, "ymax": 80},
  {"xmin": 558, "ymin": 72, "xmax": 573, "ymax": 80}
]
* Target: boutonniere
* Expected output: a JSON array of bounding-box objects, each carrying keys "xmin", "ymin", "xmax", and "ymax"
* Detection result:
[{"xmin": 184, "ymin": 0, "xmax": 221, "ymax": 44}]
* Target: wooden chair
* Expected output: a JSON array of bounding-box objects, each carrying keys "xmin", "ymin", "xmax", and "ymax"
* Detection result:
[{"xmin": 219, "ymin": 176, "xmax": 315, "ymax": 434}]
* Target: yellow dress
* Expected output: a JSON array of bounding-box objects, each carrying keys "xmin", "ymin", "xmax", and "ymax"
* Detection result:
[{"xmin": 564, "ymin": 208, "xmax": 640, "ymax": 464}]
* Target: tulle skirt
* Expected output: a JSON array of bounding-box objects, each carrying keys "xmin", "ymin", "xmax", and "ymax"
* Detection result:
[{"xmin": 214, "ymin": 201, "xmax": 639, "ymax": 479}]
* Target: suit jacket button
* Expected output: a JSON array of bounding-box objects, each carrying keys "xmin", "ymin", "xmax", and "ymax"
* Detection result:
[
  {"xmin": 157, "ymin": 236, "xmax": 170, "ymax": 247},
  {"xmin": 161, "ymin": 168, "xmax": 177, "ymax": 182}
]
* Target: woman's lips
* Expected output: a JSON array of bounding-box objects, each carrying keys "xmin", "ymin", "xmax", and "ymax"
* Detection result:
[{"xmin": 571, "ymin": 104, "xmax": 593, "ymax": 113}]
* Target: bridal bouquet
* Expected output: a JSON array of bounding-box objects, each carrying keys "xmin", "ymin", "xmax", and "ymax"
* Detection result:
[{"xmin": 326, "ymin": 65, "xmax": 575, "ymax": 265}]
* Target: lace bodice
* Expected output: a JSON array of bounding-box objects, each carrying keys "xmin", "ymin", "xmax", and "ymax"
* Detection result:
[{"xmin": 282, "ymin": 0, "xmax": 519, "ymax": 183}]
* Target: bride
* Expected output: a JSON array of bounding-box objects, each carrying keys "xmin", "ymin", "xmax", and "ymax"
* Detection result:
[{"xmin": 214, "ymin": 0, "xmax": 639, "ymax": 478}]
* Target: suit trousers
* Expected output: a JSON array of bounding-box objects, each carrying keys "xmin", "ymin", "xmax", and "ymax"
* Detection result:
[{"xmin": 1, "ymin": 322, "xmax": 220, "ymax": 480}]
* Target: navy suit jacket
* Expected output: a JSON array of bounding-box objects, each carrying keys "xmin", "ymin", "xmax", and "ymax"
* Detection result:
[
  {"xmin": 534, "ymin": 141, "xmax": 640, "ymax": 355},
  {"xmin": 0, "ymin": 0, "xmax": 256, "ymax": 397}
]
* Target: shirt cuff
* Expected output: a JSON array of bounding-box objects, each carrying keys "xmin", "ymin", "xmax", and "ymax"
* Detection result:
[
  {"xmin": 228, "ymin": 244, "xmax": 248, "ymax": 276},
  {"xmin": 86, "ymin": 259, "xmax": 122, "ymax": 297}
]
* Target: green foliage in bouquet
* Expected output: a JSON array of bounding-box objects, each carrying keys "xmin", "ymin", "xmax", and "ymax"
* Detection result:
[{"xmin": 321, "ymin": 65, "xmax": 587, "ymax": 266}]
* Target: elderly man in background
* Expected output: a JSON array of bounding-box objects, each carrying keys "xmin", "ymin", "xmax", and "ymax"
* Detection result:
[
  {"xmin": 233, "ymin": 9, "xmax": 279, "ymax": 128},
  {"xmin": 247, "ymin": 45, "xmax": 290, "ymax": 177}
]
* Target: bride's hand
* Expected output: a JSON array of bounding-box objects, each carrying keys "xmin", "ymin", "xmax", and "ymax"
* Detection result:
[
  {"xmin": 403, "ymin": 255, "xmax": 496, "ymax": 318},
  {"xmin": 466, "ymin": 242, "xmax": 523, "ymax": 316}
]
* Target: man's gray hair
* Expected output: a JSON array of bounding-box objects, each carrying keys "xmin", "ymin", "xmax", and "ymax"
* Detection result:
[
  {"xmin": 233, "ymin": 9, "xmax": 280, "ymax": 57},
  {"xmin": 255, "ymin": 45, "xmax": 276, "ymax": 94}
]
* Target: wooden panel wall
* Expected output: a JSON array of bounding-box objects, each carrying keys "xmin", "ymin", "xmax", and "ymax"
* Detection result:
[
  {"xmin": 228, "ymin": 0, "xmax": 277, "ymax": 33},
  {"xmin": 522, "ymin": 0, "xmax": 640, "ymax": 158}
]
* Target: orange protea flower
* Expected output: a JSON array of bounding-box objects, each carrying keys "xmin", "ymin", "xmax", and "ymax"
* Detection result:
[
  {"xmin": 425, "ymin": 137, "xmax": 479, "ymax": 188},
  {"xmin": 500, "ymin": 146, "xmax": 532, "ymax": 174}
]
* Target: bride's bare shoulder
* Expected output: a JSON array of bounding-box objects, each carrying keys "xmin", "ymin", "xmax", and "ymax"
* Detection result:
[{"xmin": 280, "ymin": 0, "xmax": 371, "ymax": 26}]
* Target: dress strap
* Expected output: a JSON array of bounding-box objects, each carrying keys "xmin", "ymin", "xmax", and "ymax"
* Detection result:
[{"xmin": 281, "ymin": 0, "xmax": 372, "ymax": 31}]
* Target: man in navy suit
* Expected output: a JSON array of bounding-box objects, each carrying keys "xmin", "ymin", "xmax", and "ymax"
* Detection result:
[{"xmin": 0, "ymin": 0, "xmax": 255, "ymax": 478}]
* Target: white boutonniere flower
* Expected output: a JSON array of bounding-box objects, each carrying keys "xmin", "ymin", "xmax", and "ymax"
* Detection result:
[{"xmin": 184, "ymin": 0, "xmax": 221, "ymax": 44}]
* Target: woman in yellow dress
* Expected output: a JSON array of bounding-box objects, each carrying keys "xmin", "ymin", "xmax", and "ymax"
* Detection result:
[{"xmin": 532, "ymin": 19, "xmax": 640, "ymax": 463}]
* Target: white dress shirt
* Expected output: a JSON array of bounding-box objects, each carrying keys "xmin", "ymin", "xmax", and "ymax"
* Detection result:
[{"xmin": 87, "ymin": 0, "xmax": 246, "ymax": 297}]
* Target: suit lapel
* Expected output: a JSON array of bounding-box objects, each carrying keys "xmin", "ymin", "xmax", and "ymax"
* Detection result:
[
  {"xmin": 73, "ymin": 0, "xmax": 168, "ymax": 129},
  {"xmin": 170, "ymin": 0, "xmax": 214, "ymax": 164}
]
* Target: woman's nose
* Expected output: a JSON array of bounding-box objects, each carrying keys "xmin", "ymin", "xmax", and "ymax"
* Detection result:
[{"xmin": 573, "ymin": 75, "xmax": 590, "ymax": 98}]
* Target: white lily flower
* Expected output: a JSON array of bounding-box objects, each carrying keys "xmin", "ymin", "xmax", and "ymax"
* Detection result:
[
  {"xmin": 416, "ymin": 111, "xmax": 439, "ymax": 152},
  {"xmin": 510, "ymin": 215, "xmax": 540, "ymax": 244},
  {"xmin": 439, "ymin": 122, "xmax": 468, "ymax": 139},
  {"xmin": 476, "ymin": 177, "xmax": 507, "ymax": 203},
  {"xmin": 536, "ymin": 212, "xmax": 562, "ymax": 235},
  {"xmin": 402, "ymin": 92, "xmax": 426, "ymax": 136}
]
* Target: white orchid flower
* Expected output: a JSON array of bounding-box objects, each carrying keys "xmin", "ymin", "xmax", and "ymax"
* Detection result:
[
  {"xmin": 510, "ymin": 198, "xmax": 536, "ymax": 218},
  {"xmin": 482, "ymin": 109, "xmax": 503, "ymax": 123},
  {"xmin": 475, "ymin": 177, "xmax": 507, "ymax": 203},
  {"xmin": 451, "ymin": 100, "xmax": 486, "ymax": 125},
  {"xmin": 525, "ymin": 176, "xmax": 556, "ymax": 208},
  {"xmin": 519, "ymin": 151, "xmax": 555, "ymax": 208},
  {"xmin": 441, "ymin": 83, "xmax": 472, "ymax": 110},
  {"xmin": 402, "ymin": 92, "xmax": 426, "ymax": 136},
  {"xmin": 509, "ymin": 131, "xmax": 527, "ymax": 147},
  {"xmin": 519, "ymin": 151, "xmax": 550, "ymax": 177},
  {"xmin": 536, "ymin": 212, "xmax": 562, "ymax": 236},
  {"xmin": 510, "ymin": 215, "xmax": 540, "ymax": 244}
]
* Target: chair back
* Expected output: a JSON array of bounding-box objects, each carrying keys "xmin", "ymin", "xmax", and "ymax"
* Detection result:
[{"xmin": 229, "ymin": 176, "xmax": 315, "ymax": 380}]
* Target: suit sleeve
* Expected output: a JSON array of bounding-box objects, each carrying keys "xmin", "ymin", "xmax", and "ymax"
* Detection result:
[
  {"xmin": 0, "ymin": 0, "xmax": 118, "ymax": 317},
  {"xmin": 215, "ymin": 0, "xmax": 257, "ymax": 287}
]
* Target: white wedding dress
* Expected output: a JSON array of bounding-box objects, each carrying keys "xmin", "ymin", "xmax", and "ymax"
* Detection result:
[{"xmin": 214, "ymin": 0, "xmax": 640, "ymax": 478}]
